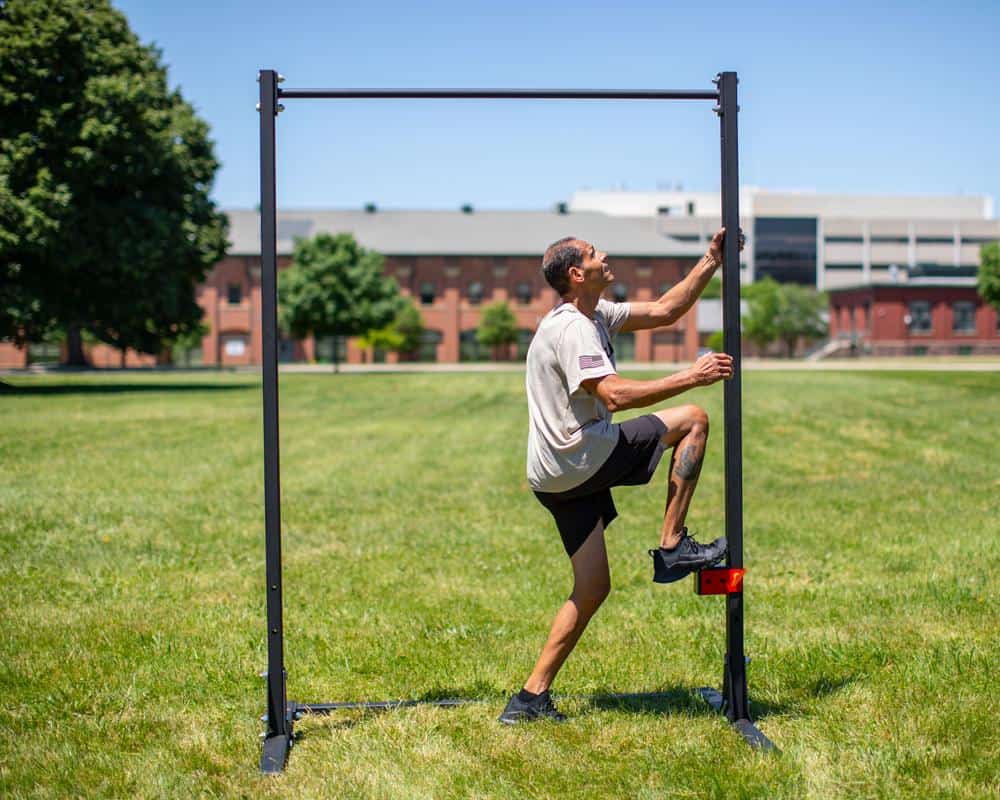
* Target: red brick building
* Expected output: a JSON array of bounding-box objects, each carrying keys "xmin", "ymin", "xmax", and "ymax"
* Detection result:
[
  {"xmin": 828, "ymin": 280, "xmax": 1000, "ymax": 355},
  {"xmin": 1, "ymin": 209, "xmax": 707, "ymax": 368}
]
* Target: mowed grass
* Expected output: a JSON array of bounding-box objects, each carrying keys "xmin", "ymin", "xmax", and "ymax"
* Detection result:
[{"xmin": 0, "ymin": 368, "xmax": 997, "ymax": 799}]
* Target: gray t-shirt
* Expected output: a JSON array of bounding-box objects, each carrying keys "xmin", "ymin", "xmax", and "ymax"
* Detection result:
[{"xmin": 526, "ymin": 298, "xmax": 631, "ymax": 493}]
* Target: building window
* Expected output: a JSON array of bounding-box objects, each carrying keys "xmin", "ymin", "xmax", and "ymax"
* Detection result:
[
  {"xmin": 419, "ymin": 281, "xmax": 435, "ymax": 305},
  {"xmin": 612, "ymin": 283, "xmax": 628, "ymax": 303},
  {"xmin": 615, "ymin": 331, "xmax": 636, "ymax": 362},
  {"xmin": 467, "ymin": 281, "xmax": 483, "ymax": 305},
  {"xmin": 173, "ymin": 341, "xmax": 203, "ymax": 367},
  {"xmin": 460, "ymin": 330, "xmax": 486, "ymax": 362},
  {"xmin": 907, "ymin": 301, "xmax": 932, "ymax": 335},
  {"xmin": 870, "ymin": 235, "xmax": 909, "ymax": 244},
  {"xmin": 314, "ymin": 336, "xmax": 347, "ymax": 364},
  {"xmin": 227, "ymin": 283, "xmax": 243, "ymax": 305},
  {"xmin": 416, "ymin": 330, "xmax": 442, "ymax": 362},
  {"xmin": 754, "ymin": 217, "xmax": 817, "ymax": 285},
  {"xmin": 222, "ymin": 335, "xmax": 248, "ymax": 357},
  {"xmin": 952, "ymin": 302, "xmax": 976, "ymax": 334},
  {"xmin": 825, "ymin": 236, "xmax": 864, "ymax": 244},
  {"xmin": 517, "ymin": 329, "xmax": 534, "ymax": 360},
  {"xmin": 916, "ymin": 236, "xmax": 954, "ymax": 244},
  {"xmin": 27, "ymin": 341, "xmax": 62, "ymax": 365},
  {"xmin": 515, "ymin": 282, "xmax": 532, "ymax": 305}
]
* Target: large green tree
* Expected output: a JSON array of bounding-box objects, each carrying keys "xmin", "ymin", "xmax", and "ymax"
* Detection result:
[
  {"xmin": 773, "ymin": 282, "xmax": 828, "ymax": 357},
  {"xmin": 0, "ymin": 0, "xmax": 228, "ymax": 364},
  {"xmin": 741, "ymin": 278, "xmax": 782, "ymax": 353},
  {"xmin": 976, "ymin": 242, "xmax": 1000, "ymax": 311},
  {"xmin": 278, "ymin": 233, "xmax": 402, "ymax": 370},
  {"xmin": 476, "ymin": 301, "xmax": 518, "ymax": 360},
  {"xmin": 741, "ymin": 278, "xmax": 827, "ymax": 357}
]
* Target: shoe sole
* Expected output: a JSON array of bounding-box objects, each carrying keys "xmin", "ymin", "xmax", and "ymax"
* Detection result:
[{"xmin": 650, "ymin": 551, "xmax": 726, "ymax": 584}]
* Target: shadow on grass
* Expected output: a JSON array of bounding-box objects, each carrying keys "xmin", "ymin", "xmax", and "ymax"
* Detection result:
[
  {"xmin": 810, "ymin": 674, "xmax": 861, "ymax": 698},
  {"xmin": 582, "ymin": 685, "xmax": 789, "ymax": 720},
  {"xmin": 0, "ymin": 381, "xmax": 255, "ymax": 396}
]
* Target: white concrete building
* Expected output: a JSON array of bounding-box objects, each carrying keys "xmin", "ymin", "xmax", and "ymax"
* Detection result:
[{"xmin": 569, "ymin": 189, "xmax": 999, "ymax": 290}]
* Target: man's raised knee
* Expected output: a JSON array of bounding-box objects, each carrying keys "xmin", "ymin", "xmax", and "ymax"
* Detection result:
[{"xmin": 677, "ymin": 403, "xmax": 708, "ymax": 434}]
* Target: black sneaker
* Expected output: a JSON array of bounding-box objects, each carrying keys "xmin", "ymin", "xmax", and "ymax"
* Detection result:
[
  {"xmin": 649, "ymin": 528, "xmax": 727, "ymax": 584},
  {"xmin": 498, "ymin": 690, "xmax": 567, "ymax": 725}
]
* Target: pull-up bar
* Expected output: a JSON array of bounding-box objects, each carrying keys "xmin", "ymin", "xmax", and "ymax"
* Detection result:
[
  {"xmin": 276, "ymin": 87, "xmax": 719, "ymax": 101},
  {"xmin": 257, "ymin": 68, "xmax": 771, "ymax": 774}
]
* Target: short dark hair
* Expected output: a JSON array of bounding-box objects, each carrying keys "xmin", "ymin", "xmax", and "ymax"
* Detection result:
[{"xmin": 542, "ymin": 237, "xmax": 583, "ymax": 296}]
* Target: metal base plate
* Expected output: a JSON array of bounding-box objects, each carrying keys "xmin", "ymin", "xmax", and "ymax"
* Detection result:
[
  {"xmin": 699, "ymin": 687, "xmax": 777, "ymax": 752},
  {"xmin": 260, "ymin": 733, "xmax": 292, "ymax": 774}
]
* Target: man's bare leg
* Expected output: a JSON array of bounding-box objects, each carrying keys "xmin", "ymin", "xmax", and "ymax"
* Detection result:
[
  {"xmin": 522, "ymin": 521, "xmax": 610, "ymax": 694},
  {"xmin": 651, "ymin": 404, "xmax": 710, "ymax": 549}
]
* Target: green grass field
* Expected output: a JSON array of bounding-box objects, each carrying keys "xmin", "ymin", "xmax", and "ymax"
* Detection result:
[{"xmin": 1, "ymin": 369, "xmax": 997, "ymax": 799}]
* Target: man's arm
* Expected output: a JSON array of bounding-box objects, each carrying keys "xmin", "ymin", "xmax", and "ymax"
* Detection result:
[
  {"xmin": 580, "ymin": 352, "xmax": 733, "ymax": 413},
  {"xmin": 620, "ymin": 228, "xmax": 739, "ymax": 333}
]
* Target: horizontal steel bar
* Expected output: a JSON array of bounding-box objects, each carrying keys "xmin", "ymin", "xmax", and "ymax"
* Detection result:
[
  {"xmin": 278, "ymin": 88, "xmax": 718, "ymax": 101},
  {"xmin": 293, "ymin": 690, "xmax": 707, "ymax": 716},
  {"xmin": 294, "ymin": 698, "xmax": 478, "ymax": 714}
]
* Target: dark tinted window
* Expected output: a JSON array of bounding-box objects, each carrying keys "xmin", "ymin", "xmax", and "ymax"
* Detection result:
[
  {"xmin": 754, "ymin": 217, "xmax": 817, "ymax": 285},
  {"xmin": 908, "ymin": 301, "xmax": 932, "ymax": 333},
  {"xmin": 227, "ymin": 283, "xmax": 242, "ymax": 304},
  {"xmin": 419, "ymin": 282, "xmax": 435, "ymax": 305},
  {"xmin": 952, "ymin": 302, "xmax": 975, "ymax": 333}
]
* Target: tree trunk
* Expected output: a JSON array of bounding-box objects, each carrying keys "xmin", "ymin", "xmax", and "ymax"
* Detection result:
[
  {"xmin": 332, "ymin": 335, "xmax": 340, "ymax": 374},
  {"xmin": 65, "ymin": 325, "xmax": 89, "ymax": 367},
  {"xmin": 120, "ymin": 347, "xmax": 127, "ymax": 368}
]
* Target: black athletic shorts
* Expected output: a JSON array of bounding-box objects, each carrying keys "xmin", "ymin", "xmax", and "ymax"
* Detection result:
[{"xmin": 533, "ymin": 414, "xmax": 668, "ymax": 558}]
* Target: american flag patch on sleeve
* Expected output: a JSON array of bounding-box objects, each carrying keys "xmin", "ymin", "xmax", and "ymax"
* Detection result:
[{"xmin": 579, "ymin": 354, "xmax": 605, "ymax": 370}]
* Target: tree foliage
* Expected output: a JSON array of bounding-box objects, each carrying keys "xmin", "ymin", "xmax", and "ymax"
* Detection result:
[
  {"xmin": 741, "ymin": 279, "xmax": 783, "ymax": 352},
  {"xmin": 278, "ymin": 233, "xmax": 401, "ymax": 366},
  {"xmin": 976, "ymin": 242, "xmax": 1000, "ymax": 311},
  {"xmin": 705, "ymin": 330, "xmax": 724, "ymax": 352},
  {"xmin": 357, "ymin": 297, "xmax": 425, "ymax": 358},
  {"xmin": 742, "ymin": 278, "xmax": 828, "ymax": 357},
  {"xmin": 0, "ymin": 0, "xmax": 228, "ymax": 363},
  {"xmin": 476, "ymin": 301, "xmax": 518, "ymax": 359},
  {"xmin": 391, "ymin": 297, "xmax": 425, "ymax": 355},
  {"xmin": 701, "ymin": 276, "xmax": 722, "ymax": 299}
]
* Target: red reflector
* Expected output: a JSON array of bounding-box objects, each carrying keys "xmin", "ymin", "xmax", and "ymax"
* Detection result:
[{"xmin": 695, "ymin": 567, "xmax": 745, "ymax": 595}]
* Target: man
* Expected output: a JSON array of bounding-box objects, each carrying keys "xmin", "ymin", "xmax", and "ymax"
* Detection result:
[{"xmin": 499, "ymin": 228, "xmax": 740, "ymax": 724}]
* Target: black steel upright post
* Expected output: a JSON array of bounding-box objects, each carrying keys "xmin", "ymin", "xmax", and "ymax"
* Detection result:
[
  {"xmin": 717, "ymin": 70, "xmax": 750, "ymax": 726},
  {"xmin": 258, "ymin": 68, "xmax": 292, "ymax": 774}
]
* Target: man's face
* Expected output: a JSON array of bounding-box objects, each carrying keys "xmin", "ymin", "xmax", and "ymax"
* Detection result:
[{"xmin": 570, "ymin": 240, "xmax": 613, "ymax": 291}]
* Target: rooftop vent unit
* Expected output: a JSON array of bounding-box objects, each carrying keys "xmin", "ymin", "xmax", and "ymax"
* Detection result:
[
  {"xmin": 461, "ymin": 204, "xmax": 474, "ymax": 214},
  {"xmin": 364, "ymin": 203, "xmax": 377, "ymax": 213}
]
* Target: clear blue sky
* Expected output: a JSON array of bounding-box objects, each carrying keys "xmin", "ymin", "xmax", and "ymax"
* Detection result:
[{"xmin": 114, "ymin": 0, "xmax": 999, "ymax": 215}]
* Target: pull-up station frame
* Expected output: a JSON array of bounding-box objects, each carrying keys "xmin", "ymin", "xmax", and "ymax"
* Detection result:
[{"xmin": 257, "ymin": 69, "xmax": 772, "ymax": 773}]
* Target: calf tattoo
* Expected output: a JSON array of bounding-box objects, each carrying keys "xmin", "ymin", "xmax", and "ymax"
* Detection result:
[{"xmin": 675, "ymin": 444, "xmax": 704, "ymax": 481}]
